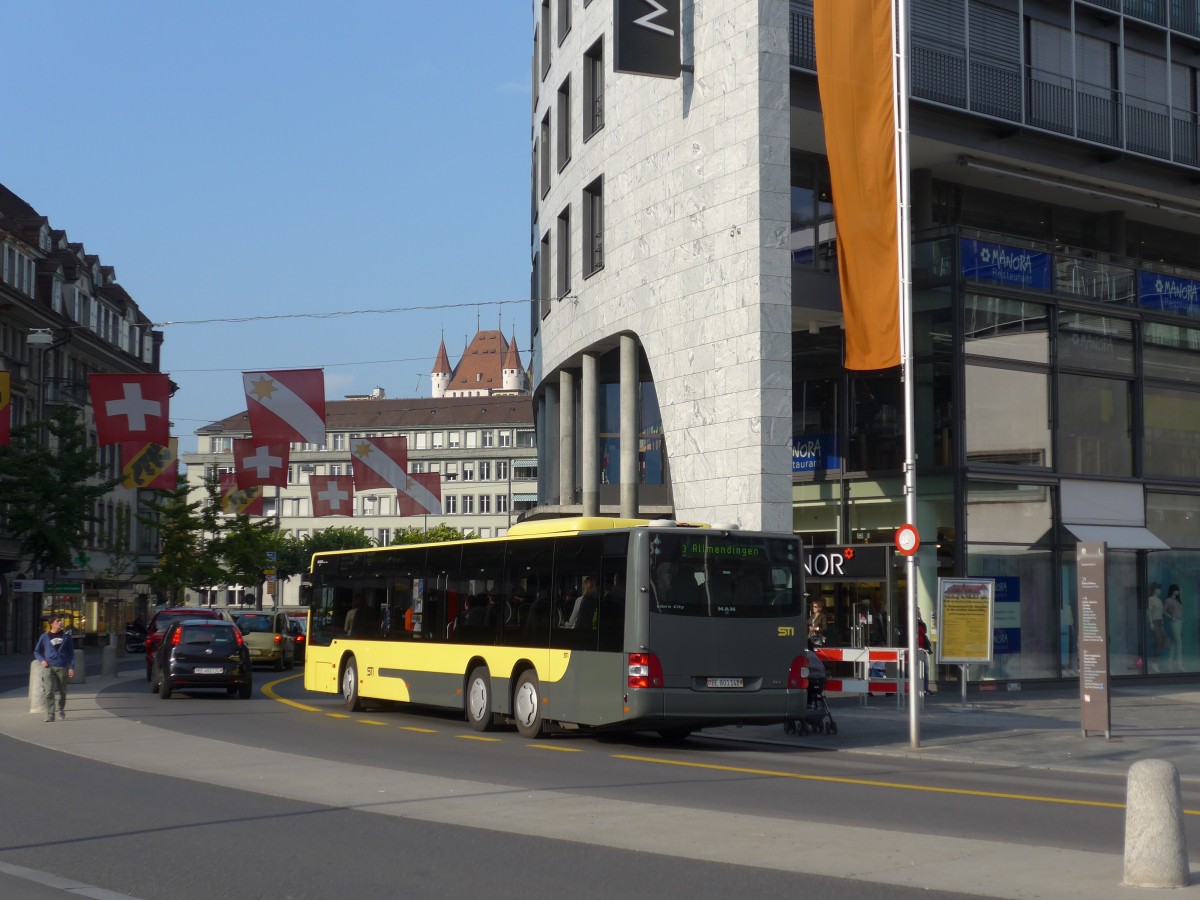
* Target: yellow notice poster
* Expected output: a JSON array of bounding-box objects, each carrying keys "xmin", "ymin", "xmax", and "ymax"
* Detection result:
[{"xmin": 936, "ymin": 578, "xmax": 995, "ymax": 664}]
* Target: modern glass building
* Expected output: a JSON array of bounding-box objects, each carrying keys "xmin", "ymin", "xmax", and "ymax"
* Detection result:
[{"xmin": 530, "ymin": 0, "xmax": 1200, "ymax": 683}]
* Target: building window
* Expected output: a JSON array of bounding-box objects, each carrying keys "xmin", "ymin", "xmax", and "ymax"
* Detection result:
[
  {"xmin": 540, "ymin": 231, "xmax": 552, "ymax": 312},
  {"xmin": 463, "ymin": 495, "xmax": 475, "ymax": 514},
  {"xmin": 557, "ymin": 76, "xmax": 571, "ymax": 171},
  {"xmin": 415, "ymin": 432, "xmax": 428, "ymax": 450},
  {"xmin": 411, "ymin": 462, "xmax": 424, "ymax": 474},
  {"xmin": 480, "ymin": 494, "xmax": 492, "ymax": 514},
  {"xmin": 584, "ymin": 38, "xmax": 604, "ymax": 139},
  {"xmin": 497, "ymin": 461, "xmax": 509, "ymax": 479},
  {"xmin": 445, "ymin": 495, "xmax": 458, "ymax": 514},
  {"xmin": 557, "ymin": 0, "xmax": 570, "ymax": 43},
  {"xmin": 540, "ymin": 112, "xmax": 552, "ymax": 197},
  {"xmin": 557, "ymin": 206, "xmax": 571, "ymax": 298},
  {"xmin": 449, "ymin": 431, "xmax": 461, "ymax": 448},
  {"xmin": 584, "ymin": 176, "xmax": 604, "ymax": 275},
  {"xmin": 432, "ymin": 432, "xmax": 444, "ymax": 449},
  {"xmin": 540, "ymin": 0, "xmax": 551, "ymax": 76},
  {"xmin": 332, "ymin": 433, "xmax": 346, "ymax": 450},
  {"xmin": 378, "ymin": 529, "xmax": 390, "ymax": 546},
  {"xmin": 497, "ymin": 494, "xmax": 509, "ymax": 514},
  {"xmin": 211, "ymin": 436, "xmax": 233, "ymax": 453},
  {"xmin": 499, "ymin": 431, "xmax": 513, "ymax": 448},
  {"xmin": 479, "ymin": 461, "xmax": 492, "ymax": 480},
  {"xmin": 482, "ymin": 431, "xmax": 495, "ymax": 448},
  {"xmin": 463, "ymin": 464, "xmax": 475, "ymax": 482}
]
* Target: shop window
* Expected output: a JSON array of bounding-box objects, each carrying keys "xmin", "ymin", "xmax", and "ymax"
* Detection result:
[{"xmin": 965, "ymin": 363, "xmax": 1051, "ymax": 468}]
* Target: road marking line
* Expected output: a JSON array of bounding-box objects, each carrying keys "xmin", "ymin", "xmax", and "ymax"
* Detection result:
[
  {"xmin": 400, "ymin": 726, "xmax": 438, "ymax": 733},
  {"xmin": 529, "ymin": 744, "xmax": 582, "ymax": 752},
  {"xmin": 613, "ymin": 754, "xmax": 1200, "ymax": 814},
  {"xmin": 261, "ymin": 674, "xmax": 320, "ymax": 711},
  {"xmin": 326, "ymin": 713, "xmax": 351, "ymax": 719},
  {"xmin": 357, "ymin": 719, "xmax": 388, "ymax": 726},
  {"xmin": 457, "ymin": 735, "xmax": 502, "ymax": 742}
]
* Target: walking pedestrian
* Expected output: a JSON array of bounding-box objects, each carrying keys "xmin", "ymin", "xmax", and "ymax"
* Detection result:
[{"xmin": 33, "ymin": 615, "xmax": 75, "ymax": 722}]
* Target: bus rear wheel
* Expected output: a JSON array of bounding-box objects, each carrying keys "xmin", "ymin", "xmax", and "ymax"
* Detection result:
[
  {"xmin": 342, "ymin": 656, "xmax": 363, "ymax": 712},
  {"xmin": 513, "ymin": 671, "xmax": 546, "ymax": 739},
  {"xmin": 465, "ymin": 666, "xmax": 494, "ymax": 732}
]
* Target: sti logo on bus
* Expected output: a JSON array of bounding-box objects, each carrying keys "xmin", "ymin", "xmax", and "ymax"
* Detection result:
[{"xmin": 777, "ymin": 626, "xmax": 795, "ymax": 637}]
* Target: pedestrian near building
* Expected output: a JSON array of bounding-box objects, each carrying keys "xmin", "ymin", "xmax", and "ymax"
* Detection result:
[
  {"xmin": 1164, "ymin": 584, "xmax": 1184, "ymax": 672},
  {"xmin": 33, "ymin": 615, "xmax": 75, "ymax": 723}
]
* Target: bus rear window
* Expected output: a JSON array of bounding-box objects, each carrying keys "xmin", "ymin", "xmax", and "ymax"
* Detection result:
[{"xmin": 649, "ymin": 533, "xmax": 803, "ymax": 617}]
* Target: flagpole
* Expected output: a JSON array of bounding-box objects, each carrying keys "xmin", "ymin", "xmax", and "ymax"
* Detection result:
[{"xmin": 892, "ymin": 0, "xmax": 920, "ymax": 748}]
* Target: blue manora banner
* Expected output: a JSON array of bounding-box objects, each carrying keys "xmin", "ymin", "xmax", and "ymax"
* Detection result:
[
  {"xmin": 960, "ymin": 238, "xmax": 1051, "ymax": 292},
  {"xmin": 1138, "ymin": 271, "xmax": 1200, "ymax": 317},
  {"xmin": 792, "ymin": 434, "xmax": 839, "ymax": 473}
]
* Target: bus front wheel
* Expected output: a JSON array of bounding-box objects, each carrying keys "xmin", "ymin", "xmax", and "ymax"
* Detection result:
[
  {"xmin": 466, "ymin": 666, "xmax": 494, "ymax": 732},
  {"xmin": 342, "ymin": 656, "xmax": 363, "ymax": 712},
  {"xmin": 513, "ymin": 671, "xmax": 546, "ymax": 739}
]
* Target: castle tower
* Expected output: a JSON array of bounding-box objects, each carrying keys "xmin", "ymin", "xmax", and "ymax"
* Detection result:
[
  {"xmin": 502, "ymin": 331, "xmax": 524, "ymax": 393},
  {"xmin": 431, "ymin": 338, "xmax": 452, "ymax": 399}
]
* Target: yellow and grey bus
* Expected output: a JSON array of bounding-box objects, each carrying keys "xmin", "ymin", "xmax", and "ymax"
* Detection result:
[{"xmin": 300, "ymin": 517, "xmax": 808, "ymax": 739}]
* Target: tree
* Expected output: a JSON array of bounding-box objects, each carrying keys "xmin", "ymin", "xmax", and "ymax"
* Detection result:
[
  {"xmin": 390, "ymin": 523, "xmax": 478, "ymax": 545},
  {"xmin": 99, "ymin": 504, "xmax": 140, "ymax": 610},
  {"xmin": 211, "ymin": 515, "xmax": 282, "ymax": 607},
  {"xmin": 0, "ymin": 405, "xmax": 117, "ymax": 577},
  {"xmin": 139, "ymin": 475, "xmax": 225, "ymax": 605}
]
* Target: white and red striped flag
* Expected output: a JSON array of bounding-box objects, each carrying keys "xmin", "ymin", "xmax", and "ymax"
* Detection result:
[
  {"xmin": 89, "ymin": 373, "xmax": 171, "ymax": 447},
  {"xmin": 310, "ymin": 474, "xmax": 354, "ymax": 517},
  {"xmin": 396, "ymin": 471, "xmax": 441, "ymax": 517},
  {"xmin": 242, "ymin": 369, "xmax": 326, "ymax": 446},
  {"xmin": 233, "ymin": 438, "xmax": 290, "ymax": 489},
  {"xmin": 350, "ymin": 436, "xmax": 408, "ymax": 492}
]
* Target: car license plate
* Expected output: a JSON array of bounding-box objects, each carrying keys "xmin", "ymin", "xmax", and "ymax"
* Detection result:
[
  {"xmin": 194, "ymin": 667, "xmax": 223, "ymax": 675},
  {"xmin": 706, "ymin": 677, "xmax": 744, "ymax": 688}
]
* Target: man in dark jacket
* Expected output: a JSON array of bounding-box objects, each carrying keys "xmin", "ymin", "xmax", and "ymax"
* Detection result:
[{"xmin": 33, "ymin": 615, "xmax": 75, "ymax": 722}]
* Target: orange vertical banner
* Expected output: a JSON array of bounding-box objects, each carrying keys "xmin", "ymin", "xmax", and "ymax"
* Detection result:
[
  {"xmin": 814, "ymin": 0, "xmax": 901, "ymax": 371},
  {"xmin": 0, "ymin": 371, "xmax": 10, "ymax": 446}
]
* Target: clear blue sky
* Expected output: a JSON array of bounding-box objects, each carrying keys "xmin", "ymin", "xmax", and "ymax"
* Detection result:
[{"xmin": 5, "ymin": 3, "xmax": 532, "ymax": 451}]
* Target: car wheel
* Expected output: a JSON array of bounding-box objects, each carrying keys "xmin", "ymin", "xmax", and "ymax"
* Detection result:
[
  {"xmin": 274, "ymin": 653, "xmax": 284, "ymax": 672},
  {"xmin": 513, "ymin": 670, "xmax": 546, "ymax": 739},
  {"xmin": 285, "ymin": 648, "xmax": 294, "ymax": 671},
  {"xmin": 159, "ymin": 673, "xmax": 173, "ymax": 700},
  {"xmin": 239, "ymin": 679, "xmax": 252, "ymax": 700},
  {"xmin": 150, "ymin": 664, "xmax": 160, "ymax": 694},
  {"xmin": 465, "ymin": 666, "xmax": 494, "ymax": 732},
  {"xmin": 342, "ymin": 656, "xmax": 363, "ymax": 712},
  {"xmin": 145, "ymin": 662, "xmax": 152, "ymax": 683}
]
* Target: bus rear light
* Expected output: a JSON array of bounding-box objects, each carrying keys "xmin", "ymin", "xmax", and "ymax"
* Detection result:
[
  {"xmin": 787, "ymin": 656, "xmax": 810, "ymax": 689},
  {"xmin": 628, "ymin": 652, "xmax": 663, "ymax": 689}
]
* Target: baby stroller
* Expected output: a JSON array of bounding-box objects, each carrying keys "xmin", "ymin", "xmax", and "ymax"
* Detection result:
[{"xmin": 784, "ymin": 650, "xmax": 838, "ymax": 736}]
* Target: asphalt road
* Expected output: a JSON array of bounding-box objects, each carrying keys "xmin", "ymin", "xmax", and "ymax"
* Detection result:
[{"xmin": 1, "ymin": 669, "xmax": 1197, "ymax": 899}]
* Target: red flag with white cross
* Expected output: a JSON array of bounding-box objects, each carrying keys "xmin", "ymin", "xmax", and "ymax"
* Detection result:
[
  {"xmin": 233, "ymin": 438, "xmax": 290, "ymax": 489},
  {"xmin": 89, "ymin": 373, "xmax": 171, "ymax": 447},
  {"xmin": 310, "ymin": 474, "xmax": 354, "ymax": 517}
]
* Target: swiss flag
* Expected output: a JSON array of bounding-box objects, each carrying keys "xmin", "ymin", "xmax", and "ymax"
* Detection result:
[
  {"xmin": 396, "ymin": 471, "xmax": 441, "ymax": 517},
  {"xmin": 89, "ymin": 373, "xmax": 171, "ymax": 447},
  {"xmin": 0, "ymin": 371, "xmax": 10, "ymax": 446},
  {"xmin": 243, "ymin": 369, "xmax": 326, "ymax": 445},
  {"xmin": 120, "ymin": 438, "xmax": 178, "ymax": 490},
  {"xmin": 233, "ymin": 438, "xmax": 290, "ymax": 489},
  {"xmin": 350, "ymin": 436, "xmax": 408, "ymax": 491},
  {"xmin": 220, "ymin": 473, "xmax": 264, "ymax": 516},
  {"xmin": 310, "ymin": 474, "xmax": 354, "ymax": 517}
]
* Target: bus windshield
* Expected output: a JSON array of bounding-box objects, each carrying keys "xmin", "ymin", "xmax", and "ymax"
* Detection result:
[{"xmin": 650, "ymin": 532, "xmax": 802, "ymax": 617}]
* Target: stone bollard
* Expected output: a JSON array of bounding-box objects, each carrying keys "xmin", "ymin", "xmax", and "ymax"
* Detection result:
[
  {"xmin": 28, "ymin": 661, "xmax": 44, "ymax": 714},
  {"xmin": 1124, "ymin": 759, "xmax": 1190, "ymax": 888},
  {"xmin": 101, "ymin": 644, "xmax": 118, "ymax": 678}
]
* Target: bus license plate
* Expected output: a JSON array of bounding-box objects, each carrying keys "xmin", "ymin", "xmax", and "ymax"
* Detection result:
[
  {"xmin": 195, "ymin": 667, "xmax": 223, "ymax": 675},
  {"xmin": 706, "ymin": 677, "xmax": 743, "ymax": 688}
]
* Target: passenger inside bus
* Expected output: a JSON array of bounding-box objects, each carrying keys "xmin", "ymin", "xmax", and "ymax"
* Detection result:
[{"xmin": 565, "ymin": 577, "xmax": 599, "ymax": 628}]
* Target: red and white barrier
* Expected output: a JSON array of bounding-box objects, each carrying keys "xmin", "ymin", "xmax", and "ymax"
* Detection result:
[{"xmin": 814, "ymin": 646, "xmax": 926, "ymax": 707}]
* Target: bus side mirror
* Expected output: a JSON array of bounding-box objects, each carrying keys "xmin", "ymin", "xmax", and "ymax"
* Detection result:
[{"xmin": 298, "ymin": 576, "xmax": 313, "ymax": 606}]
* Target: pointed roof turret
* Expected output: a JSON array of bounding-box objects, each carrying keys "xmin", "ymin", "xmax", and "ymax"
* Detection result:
[
  {"xmin": 432, "ymin": 338, "xmax": 452, "ymax": 376},
  {"xmin": 503, "ymin": 331, "xmax": 522, "ymax": 370}
]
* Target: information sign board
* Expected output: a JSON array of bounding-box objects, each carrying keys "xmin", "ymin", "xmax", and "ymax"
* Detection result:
[
  {"xmin": 936, "ymin": 577, "xmax": 995, "ymax": 664},
  {"xmin": 1076, "ymin": 541, "xmax": 1111, "ymax": 737}
]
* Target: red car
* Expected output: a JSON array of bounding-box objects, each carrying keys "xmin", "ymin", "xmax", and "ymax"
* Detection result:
[{"xmin": 144, "ymin": 607, "xmax": 232, "ymax": 680}]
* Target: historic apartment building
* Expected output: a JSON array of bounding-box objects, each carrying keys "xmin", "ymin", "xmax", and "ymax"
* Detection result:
[
  {"xmin": 0, "ymin": 182, "xmax": 166, "ymax": 652},
  {"xmin": 183, "ymin": 330, "xmax": 536, "ymax": 606},
  {"xmin": 530, "ymin": 0, "xmax": 1200, "ymax": 684}
]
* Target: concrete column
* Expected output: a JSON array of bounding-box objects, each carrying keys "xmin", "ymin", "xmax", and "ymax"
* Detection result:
[
  {"xmin": 1124, "ymin": 759, "xmax": 1189, "ymax": 887},
  {"xmin": 543, "ymin": 383, "xmax": 560, "ymax": 504},
  {"xmin": 581, "ymin": 353, "xmax": 599, "ymax": 517},
  {"xmin": 559, "ymin": 369, "xmax": 576, "ymax": 507},
  {"xmin": 620, "ymin": 335, "xmax": 639, "ymax": 518}
]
